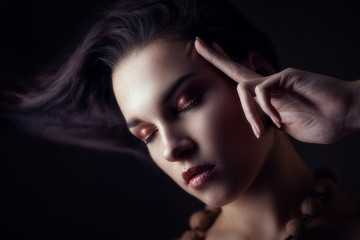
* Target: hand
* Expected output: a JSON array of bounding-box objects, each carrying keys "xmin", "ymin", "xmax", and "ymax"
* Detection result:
[{"xmin": 194, "ymin": 37, "xmax": 360, "ymax": 144}]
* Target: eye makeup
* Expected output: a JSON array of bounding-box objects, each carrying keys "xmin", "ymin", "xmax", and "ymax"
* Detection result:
[
  {"xmin": 138, "ymin": 125, "xmax": 158, "ymax": 144},
  {"xmin": 176, "ymin": 94, "xmax": 202, "ymax": 113},
  {"xmin": 130, "ymin": 76, "xmax": 209, "ymax": 144},
  {"xmin": 174, "ymin": 80, "xmax": 206, "ymax": 114}
]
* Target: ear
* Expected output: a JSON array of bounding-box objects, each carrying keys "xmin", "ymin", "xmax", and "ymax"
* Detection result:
[{"xmin": 241, "ymin": 52, "xmax": 275, "ymax": 76}]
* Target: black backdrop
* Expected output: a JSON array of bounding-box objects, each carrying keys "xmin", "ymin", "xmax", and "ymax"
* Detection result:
[{"xmin": 1, "ymin": 1, "xmax": 360, "ymax": 239}]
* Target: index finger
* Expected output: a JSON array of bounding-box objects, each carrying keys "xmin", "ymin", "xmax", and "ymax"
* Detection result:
[{"xmin": 194, "ymin": 37, "xmax": 260, "ymax": 82}]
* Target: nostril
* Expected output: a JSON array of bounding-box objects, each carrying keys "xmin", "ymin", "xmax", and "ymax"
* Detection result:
[
  {"xmin": 174, "ymin": 139, "xmax": 196, "ymax": 160},
  {"xmin": 177, "ymin": 147, "xmax": 196, "ymax": 159},
  {"xmin": 163, "ymin": 138, "xmax": 196, "ymax": 161}
]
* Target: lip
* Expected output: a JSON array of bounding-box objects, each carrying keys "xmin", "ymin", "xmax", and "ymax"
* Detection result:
[{"xmin": 182, "ymin": 164, "xmax": 215, "ymax": 189}]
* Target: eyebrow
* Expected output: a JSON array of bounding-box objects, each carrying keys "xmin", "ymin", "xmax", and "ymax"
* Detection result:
[
  {"xmin": 161, "ymin": 72, "xmax": 199, "ymax": 106},
  {"xmin": 127, "ymin": 72, "xmax": 199, "ymax": 129},
  {"xmin": 127, "ymin": 119, "xmax": 141, "ymax": 128}
]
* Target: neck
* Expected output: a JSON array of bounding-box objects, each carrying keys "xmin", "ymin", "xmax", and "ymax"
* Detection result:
[{"xmin": 217, "ymin": 130, "xmax": 314, "ymax": 239}]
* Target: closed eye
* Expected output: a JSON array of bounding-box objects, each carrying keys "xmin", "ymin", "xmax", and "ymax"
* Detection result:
[
  {"xmin": 177, "ymin": 95, "xmax": 202, "ymax": 114},
  {"xmin": 138, "ymin": 125, "xmax": 158, "ymax": 145},
  {"xmin": 144, "ymin": 130, "xmax": 158, "ymax": 144},
  {"xmin": 144, "ymin": 96, "xmax": 201, "ymax": 144}
]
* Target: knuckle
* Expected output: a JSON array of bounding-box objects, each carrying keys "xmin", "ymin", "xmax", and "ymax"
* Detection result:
[
  {"xmin": 283, "ymin": 68, "xmax": 294, "ymax": 76},
  {"xmin": 254, "ymin": 84, "xmax": 262, "ymax": 93},
  {"xmin": 284, "ymin": 67, "xmax": 299, "ymax": 75},
  {"xmin": 284, "ymin": 67, "xmax": 294, "ymax": 72},
  {"xmin": 236, "ymin": 82, "xmax": 247, "ymax": 90},
  {"xmin": 254, "ymin": 83, "xmax": 266, "ymax": 96}
]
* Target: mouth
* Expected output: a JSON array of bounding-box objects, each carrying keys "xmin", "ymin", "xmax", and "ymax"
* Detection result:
[{"xmin": 182, "ymin": 164, "xmax": 216, "ymax": 189}]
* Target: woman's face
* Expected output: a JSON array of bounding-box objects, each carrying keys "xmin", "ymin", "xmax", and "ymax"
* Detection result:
[{"xmin": 112, "ymin": 40, "xmax": 274, "ymax": 207}]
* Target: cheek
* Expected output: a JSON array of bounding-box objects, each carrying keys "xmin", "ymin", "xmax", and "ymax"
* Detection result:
[
  {"xmin": 197, "ymin": 85, "xmax": 272, "ymax": 198},
  {"xmin": 197, "ymin": 86, "xmax": 254, "ymax": 153},
  {"xmin": 207, "ymin": 88, "xmax": 269, "ymax": 169}
]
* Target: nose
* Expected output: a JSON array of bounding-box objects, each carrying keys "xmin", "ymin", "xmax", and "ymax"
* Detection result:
[{"xmin": 161, "ymin": 128, "xmax": 196, "ymax": 162}]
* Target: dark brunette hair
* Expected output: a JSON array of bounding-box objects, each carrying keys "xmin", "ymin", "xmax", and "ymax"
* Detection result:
[{"xmin": 1, "ymin": 0, "xmax": 276, "ymax": 152}]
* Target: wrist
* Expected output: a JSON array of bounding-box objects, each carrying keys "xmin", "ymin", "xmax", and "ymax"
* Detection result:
[{"xmin": 345, "ymin": 80, "xmax": 360, "ymax": 133}]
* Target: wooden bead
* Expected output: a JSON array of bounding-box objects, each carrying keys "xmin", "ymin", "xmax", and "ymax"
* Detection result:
[
  {"xmin": 285, "ymin": 218, "xmax": 305, "ymax": 239},
  {"xmin": 315, "ymin": 178, "xmax": 336, "ymax": 201},
  {"xmin": 189, "ymin": 211, "xmax": 211, "ymax": 230},
  {"xmin": 181, "ymin": 230, "xmax": 204, "ymax": 240},
  {"xmin": 301, "ymin": 196, "xmax": 323, "ymax": 218},
  {"xmin": 315, "ymin": 167, "xmax": 339, "ymax": 184}
]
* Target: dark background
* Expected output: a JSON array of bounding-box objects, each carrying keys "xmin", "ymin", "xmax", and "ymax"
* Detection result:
[{"xmin": 1, "ymin": 0, "xmax": 360, "ymax": 239}]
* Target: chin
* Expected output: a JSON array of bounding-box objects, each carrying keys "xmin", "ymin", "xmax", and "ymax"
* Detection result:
[{"xmin": 194, "ymin": 184, "xmax": 245, "ymax": 208}]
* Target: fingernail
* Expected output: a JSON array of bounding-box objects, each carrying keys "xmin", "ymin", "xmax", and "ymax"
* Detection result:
[
  {"xmin": 195, "ymin": 36, "xmax": 199, "ymax": 40},
  {"xmin": 251, "ymin": 123, "xmax": 261, "ymax": 139},
  {"xmin": 270, "ymin": 115, "xmax": 281, "ymax": 128}
]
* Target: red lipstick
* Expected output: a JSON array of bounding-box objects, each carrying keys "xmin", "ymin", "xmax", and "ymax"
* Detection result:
[{"xmin": 182, "ymin": 165, "xmax": 215, "ymax": 189}]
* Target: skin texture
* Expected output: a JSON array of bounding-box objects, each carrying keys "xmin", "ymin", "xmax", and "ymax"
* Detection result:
[{"xmin": 112, "ymin": 40, "xmax": 360, "ymax": 239}]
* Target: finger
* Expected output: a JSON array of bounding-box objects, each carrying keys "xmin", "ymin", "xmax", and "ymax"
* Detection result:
[
  {"xmin": 195, "ymin": 37, "xmax": 266, "ymax": 136},
  {"xmin": 237, "ymin": 84, "xmax": 264, "ymax": 138},
  {"xmin": 254, "ymin": 71, "xmax": 290, "ymax": 127},
  {"xmin": 195, "ymin": 37, "xmax": 260, "ymax": 83},
  {"xmin": 255, "ymin": 84, "xmax": 282, "ymax": 128}
]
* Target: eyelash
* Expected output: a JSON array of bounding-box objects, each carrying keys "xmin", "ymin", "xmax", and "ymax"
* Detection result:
[
  {"xmin": 177, "ymin": 95, "xmax": 202, "ymax": 113},
  {"xmin": 144, "ymin": 95, "xmax": 202, "ymax": 145},
  {"xmin": 144, "ymin": 130, "xmax": 158, "ymax": 144}
]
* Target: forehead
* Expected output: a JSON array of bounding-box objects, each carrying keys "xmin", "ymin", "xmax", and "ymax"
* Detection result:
[{"xmin": 112, "ymin": 40, "xmax": 203, "ymax": 120}]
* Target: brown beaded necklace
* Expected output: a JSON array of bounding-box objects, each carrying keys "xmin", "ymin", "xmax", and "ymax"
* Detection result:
[{"xmin": 181, "ymin": 167, "xmax": 339, "ymax": 240}]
